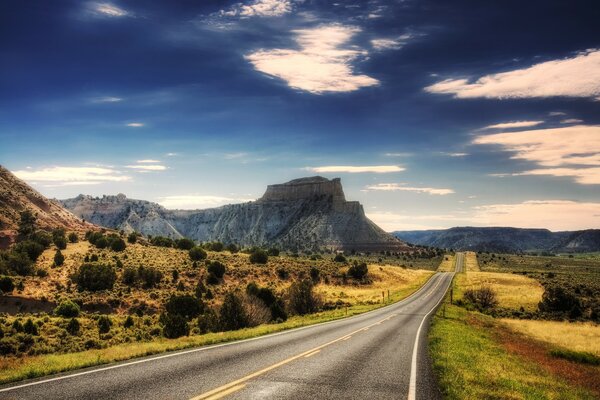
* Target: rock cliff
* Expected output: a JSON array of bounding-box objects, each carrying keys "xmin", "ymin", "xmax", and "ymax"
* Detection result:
[{"xmin": 61, "ymin": 177, "xmax": 409, "ymax": 252}]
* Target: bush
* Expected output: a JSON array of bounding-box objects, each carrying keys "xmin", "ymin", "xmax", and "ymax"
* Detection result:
[
  {"xmin": 249, "ymin": 249, "xmax": 268, "ymax": 264},
  {"xmin": 90, "ymin": 254, "xmax": 99, "ymax": 262},
  {"xmin": 66, "ymin": 318, "xmax": 80, "ymax": 335},
  {"xmin": 287, "ymin": 279, "xmax": 321, "ymax": 315},
  {"xmin": 0, "ymin": 276, "xmax": 14, "ymax": 294},
  {"xmin": 137, "ymin": 266, "xmax": 163, "ymax": 288},
  {"xmin": 226, "ymin": 244, "xmax": 239, "ymax": 253},
  {"xmin": 110, "ymin": 238, "xmax": 126, "ymax": 252},
  {"xmin": 267, "ymin": 248, "xmax": 280, "ymax": 257},
  {"xmin": 55, "ymin": 300, "xmax": 80, "ymax": 318},
  {"xmin": 310, "ymin": 267, "xmax": 320, "ymax": 282},
  {"xmin": 207, "ymin": 261, "xmax": 226, "ymax": 279},
  {"xmin": 54, "ymin": 236, "xmax": 67, "ymax": 250},
  {"xmin": 219, "ymin": 292, "xmax": 249, "ymax": 331},
  {"xmin": 0, "ymin": 337, "xmax": 18, "ymax": 355},
  {"xmin": 538, "ymin": 285, "xmax": 582, "ymax": 318},
  {"xmin": 175, "ymin": 238, "xmax": 195, "ymax": 250},
  {"xmin": 197, "ymin": 309, "xmax": 220, "ymax": 333},
  {"xmin": 206, "ymin": 242, "xmax": 224, "ymax": 252},
  {"xmin": 123, "ymin": 315, "xmax": 135, "ymax": 329},
  {"xmin": 54, "ymin": 250, "xmax": 65, "ymax": 267},
  {"xmin": 161, "ymin": 313, "xmax": 189, "ymax": 338},
  {"xmin": 122, "ymin": 267, "xmax": 137, "ymax": 286},
  {"xmin": 76, "ymin": 263, "xmax": 116, "ymax": 291},
  {"xmin": 348, "ymin": 262, "xmax": 368, "ymax": 280},
  {"xmin": 3, "ymin": 251, "xmax": 34, "ymax": 275},
  {"xmin": 127, "ymin": 232, "xmax": 138, "ymax": 244},
  {"xmin": 13, "ymin": 240, "xmax": 45, "ymax": 263},
  {"xmin": 189, "ymin": 246, "xmax": 207, "ymax": 261},
  {"xmin": 23, "ymin": 318, "xmax": 38, "ymax": 335},
  {"xmin": 98, "ymin": 315, "xmax": 112, "ymax": 334},
  {"xmin": 150, "ymin": 236, "xmax": 174, "ymax": 248},
  {"xmin": 334, "ymin": 254, "xmax": 347, "ymax": 263},
  {"xmin": 95, "ymin": 237, "xmax": 109, "ymax": 249},
  {"xmin": 164, "ymin": 295, "xmax": 203, "ymax": 320},
  {"xmin": 244, "ymin": 295, "xmax": 271, "ymax": 327},
  {"xmin": 463, "ymin": 287, "xmax": 498, "ymax": 310},
  {"xmin": 206, "ymin": 272, "xmax": 220, "ymax": 285},
  {"xmin": 68, "ymin": 232, "xmax": 79, "ymax": 243}
]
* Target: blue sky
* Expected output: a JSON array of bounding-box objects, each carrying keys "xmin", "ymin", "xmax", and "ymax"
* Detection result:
[{"xmin": 1, "ymin": 0, "xmax": 599, "ymax": 231}]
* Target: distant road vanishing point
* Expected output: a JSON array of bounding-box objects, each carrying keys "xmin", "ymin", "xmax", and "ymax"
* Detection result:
[{"xmin": 0, "ymin": 260, "xmax": 461, "ymax": 400}]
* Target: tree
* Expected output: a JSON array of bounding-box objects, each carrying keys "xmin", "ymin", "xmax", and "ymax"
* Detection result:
[
  {"xmin": 54, "ymin": 236, "xmax": 67, "ymax": 250},
  {"xmin": 334, "ymin": 254, "xmax": 347, "ymax": 263},
  {"xmin": 123, "ymin": 315, "xmax": 135, "ymax": 329},
  {"xmin": 175, "ymin": 238, "xmax": 195, "ymax": 250},
  {"xmin": 94, "ymin": 237, "xmax": 109, "ymax": 249},
  {"xmin": 66, "ymin": 318, "xmax": 80, "ymax": 335},
  {"xmin": 348, "ymin": 262, "xmax": 368, "ymax": 280},
  {"xmin": 161, "ymin": 313, "xmax": 189, "ymax": 338},
  {"xmin": 267, "ymin": 247, "xmax": 280, "ymax": 257},
  {"xmin": 164, "ymin": 295, "xmax": 203, "ymax": 320},
  {"xmin": 76, "ymin": 264, "xmax": 116, "ymax": 291},
  {"xmin": 207, "ymin": 261, "xmax": 226, "ymax": 279},
  {"xmin": 54, "ymin": 300, "xmax": 80, "ymax": 317},
  {"xmin": 127, "ymin": 232, "xmax": 138, "ymax": 244},
  {"xmin": 110, "ymin": 238, "xmax": 126, "ymax": 252},
  {"xmin": 287, "ymin": 280, "xmax": 320, "ymax": 315},
  {"xmin": 189, "ymin": 246, "xmax": 207, "ymax": 261},
  {"xmin": 54, "ymin": 250, "xmax": 65, "ymax": 267},
  {"xmin": 97, "ymin": 315, "xmax": 112, "ymax": 334},
  {"xmin": 249, "ymin": 249, "xmax": 268, "ymax": 264},
  {"xmin": 23, "ymin": 318, "xmax": 38, "ymax": 335},
  {"xmin": 68, "ymin": 232, "xmax": 79, "ymax": 243},
  {"xmin": 0, "ymin": 276, "xmax": 15, "ymax": 294},
  {"xmin": 17, "ymin": 210, "xmax": 36, "ymax": 239},
  {"xmin": 4, "ymin": 251, "xmax": 34, "ymax": 276},
  {"xmin": 219, "ymin": 292, "xmax": 249, "ymax": 331}
]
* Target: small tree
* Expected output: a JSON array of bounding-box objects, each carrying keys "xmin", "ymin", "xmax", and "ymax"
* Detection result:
[
  {"xmin": 127, "ymin": 232, "xmax": 138, "ymax": 244},
  {"xmin": 23, "ymin": 318, "xmax": 38, "ymax": 335},
  {"xmin": 55, "ymin": 300, "xmax": 80, "ymax": 317},
  {"xmin": 54, "ymin": 249, "xmax": 65, "ymax": 267},
  {"xmin": 123, "ymin": 315, "xmax": 135, "ymax": 329},
  {"xmin": 95, "ymin": 237, "xmax": 109, "ymax": 249},
  {"xmin": 97, "ymin": 315, "xmax": 112, "ymax": 334},
  {"xmin": 164, "ymin": 295, "xmax": 203, "ymax": 320},
  {"xmin": 249, "ymin": 249, "xmax": 268, "ymax": 264},
  {"xmin": 348, "ymin": 262, "xmax": 368, "ymax": 280},
  {"xmin": 66, "ymin": 318, "xmax": 80, "ymax": 335},
  {"xmin": 110, "ymin": 238, "xmax": 126, "ymax": 252},
  {"xmin": 54, "ymin": 236, "xmax": 67, "ymax": 250},
  {"xmin": 189, "ymin": 246, "xmax": 207, "ymax": 261},
  {"xmin": 287, "ymin": 280, "xmax": 320, "ymax": 315},
  {"xmin": 68, "ymin": 232, "xmax": 79, "ymax": 243},
  {"xmin": 0, "ymin": 276, "xmax": 15, "ymax": 294},
  {"xmin": 207, "ymin": 261, "xmax": 226, "ymax": 279},
  {"xmin": 334, "ymin": 254, "xmax": 347, "ymax": 263},
  {"xmin": 161, "ymin": 313, "xmax": 189, "ymax": 338},
  {"xmin": 176, "ymin": 238, "xmax": 195, "ymax": 250},
  {"xmin": 219, "ymin": 291, "xmax": 249, "ymax": 331},
  {"xmin": 17, "ymin": 210, "xmax": 36, "ymax": 239},
  {"xmin": 76, "ymin": 264, "xmax": 116, "ymax": 291}
]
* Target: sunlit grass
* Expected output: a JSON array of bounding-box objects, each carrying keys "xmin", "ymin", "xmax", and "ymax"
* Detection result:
[
  {"xmin": 464, "ymin": 251, "xmax": 479, "ymax": 272},
  {"xmin": 437, "ymin": 254, "xmax": 455, "ymax": 272}
]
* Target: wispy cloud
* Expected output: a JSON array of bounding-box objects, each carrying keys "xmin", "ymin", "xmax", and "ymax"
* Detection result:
[
  {"xmin": 384, "ymin": 152, "xmax": 412, "ymax": 157},
  {"xmin": 370, "ymin": 34, "xmax": 412, "ymax": 51},
  {"xmin": 86, "ymin": 2, "xmax": 130, "ymax": 18},
  {"xmin": 245, "ymin": 24, "xmax": 379, "ymax": 94},
  {"xmin": 307, "ymin": 165, "xmax": 404, "ymax": 173},
  {"xmin": 472, "ymin": 200, "xmax": 600, "ymax": 231},
  {"xmin": 441, "ymin": 152, "xmax": 469, "ymax": 157},
  {"xmin": 91, "ymin": 96, "xmax": 123, "ymax": 103},
  {"xmin": 157, "ymin": 195, "xmax": 254, "ymax": 209},
  {"xmin": 13, "ymin": 166, "xmax": 131, "ymax": 186},
  {"xmin": 220, "ymin": 0, "xmax": 293, "ymax": 18},
  {"xmin": 561, "ymin": 118, "xmax": 583, "ymax": 124},
  {"xmin": 165, "ymin": 152, "xmax": 179, "ymax": 157},
  {"xmin": 136, "ymin": 159, "xmax": 161, "ymax": 163},
  {"xmin": 125, "ymin": 165, "xmax": 167, "ymax": 171},
  {"xmin": 364, "ymin": 183, "xmax": 455, "ymax": 195},
  {"xmin": 425, "ymin": 49, "xmax": 600, "ymax": 99},
  {"xmin": 480, "ymin": 120, "xmax": 544, "ymax": 130},
  {"xmin": 473, "ymin": 125, "xmax": 600, "ymax": 184},
  {"xmin": 126, "ymin": 122, "xmax": 144, "ymax": 127}
]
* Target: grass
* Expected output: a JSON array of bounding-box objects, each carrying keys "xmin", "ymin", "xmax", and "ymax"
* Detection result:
[
  {"xmin": 501, "ymin": 319, "xmax": 600, "ymax": 356},
  {"xmin": 437, "ymin": 254, "xmax": 455, "ymax": 272},
  {"xmin": 464, "ymin": 251, "xmax": 479, "ymax": 272},
  {"xmin": 0, "ymin": 270, "xmax": 434, "ymax": 385},
  {"xmin": 429, "ymin": 303, "xmax": 597, "ymax": 399},
  {"xmin": 549, "ymin": 349, "xmax": 600, "ymax": 366},
  {"xmin": 456, "ymin": 271, "xmax": 543, "ymax": 311}
]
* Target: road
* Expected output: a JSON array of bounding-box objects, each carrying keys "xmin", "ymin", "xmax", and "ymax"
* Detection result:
[{"xmin": 0, "ymin": 258, "xmax": 461, "ymax": 400}]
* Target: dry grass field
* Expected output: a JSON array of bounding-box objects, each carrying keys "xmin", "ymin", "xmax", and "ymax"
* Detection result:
[
  {"xmin": 456, "ymin": 271, "xmax": 544, "ymax": 311},
  {"xmin": 501, "ymin": 319, "xmax": 600, "ymax": 356},
  {"xmin": 437, "ymin": 254, "xmax": 455, "ymax": 272},
  {"xmin": 464, "ymin": 251, "xmax": 479, "ymax": 272}
]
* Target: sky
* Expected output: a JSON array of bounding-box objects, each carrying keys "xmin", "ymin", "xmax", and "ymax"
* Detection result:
[{"xmin": 1, "ymin": 0, "xmax": 599, "ymax": 232}]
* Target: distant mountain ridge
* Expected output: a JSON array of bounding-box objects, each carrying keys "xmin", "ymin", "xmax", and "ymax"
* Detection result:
[
  {"xmin": 61, "ymin": 177, "xmax": 409, "ymax": 252},
  {"xmin": 0, "ymin": 165, "xmax": 96, "ymax": 249},
  {"xmin": 393, "ymin": 227, "xmax": 600, "ymax": 253}
]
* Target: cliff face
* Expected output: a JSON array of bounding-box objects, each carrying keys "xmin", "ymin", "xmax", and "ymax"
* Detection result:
[
  {"xmin": 0, "ymin": 165, "xmax": 97, "ymax": 248},
  {"xmin": 61, "ymin": 176, "xmax": 409, "ymax": 252}
]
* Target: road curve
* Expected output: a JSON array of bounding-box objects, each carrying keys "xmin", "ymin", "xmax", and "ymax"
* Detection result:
[{"xmin": 0, "ymin": 263, "xmax": 459, "ymax": 400}]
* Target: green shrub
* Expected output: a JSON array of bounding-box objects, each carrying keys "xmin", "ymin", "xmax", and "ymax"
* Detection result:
[
  {"xmin": 90, "ymin": 254, "xmax": 99, "ymax": 262},
  {"xmin": 348, "ymin": 262, "xmax": 368, "ymax": 280},
  {"xmin": 161, "ymin": 313, "xmax": 189, "ymax": 338},
  {"xmin": 76, "ymin": 263, "xmax": 116, "ymax": 291},
  {"xmin": 97, "ymin": 315, "xmax": 112, "ymax": 334},
  {"xmin": 164, "ymin": 295, "xmax": 203, "ymax": 320},
  {"xmin": 206, "ymin": 242, "xmax": 224, "ymax": 252},
  {"xmin": 176, "ymin": 238, "xmax": 195, "ymax": 250},
  {"xmin": 66, "ymin": 318, "xmax": 80, "ymax": 335},
  {"xmin": 249, "ymin": 249, "xmax": 268, "ymax": 264},
  {"xmin": 197, "ymin": 309, "xmax": 219, "ymax": 333},
  {"xmin": 55, "ymin": 300, "xmax": 80, "ymax": 318},
  {"xmin": 68, "ymin": 232, "xmax": 79, "ymax": 243},
  {"xmin": 267, "ymin": 248, "xmax": 280, "ymax": 256},
  {"xmin": 334, "ymin": 254, "xmax": 347, "ymax": 263},
  {"xmin": 226, "ymin": 243, "xmax": 239, "ymax": 253},
  {"xmin": 150, "ymin": 236, "xmax": 174, "ymax": 248},
  {"xmin": 3, "ymin": 251, "xmax": 34, "ymax": 275},
  {"xmin": 137, "ymin": 266, "xmax": 163, "ymax": 288},
  {"xmin": 219, "ymin": 292, "xmax": 249, "ymax": 331},
  {"xmin": 122, "ymin": 267, "xmax": 137, "ymax": 286},
  {"xmin": 95, "ymin": 237, "xmax": 109, "ymax": 249},
  {"xmin": 127, "ymin": 232, "xmax": 138, "ymax": 244},
  {"xmin": 14, "ymin": 240, "xmax": 46, "ymax": 262},
  {"xmin": 123, "ymin": 315, "xmax": 135, "ymax": 329},
  {"xmin": 207, "ymin": 260, "xmax": 226, "ymax": 279},
  {"xmin": 53, "ymin": 236, "xmax": 67, "ymax": 250},
  {"xmin": 110, "ymin": 238, "xmax": 126, "ymax": 252},
  {"xmin": 287, "ymin": 279, "xmax": 321, "ymax": 315},
  {"xmin": 189, "ymin": 246, "xmax": 207, "ymax": 261},
  {"xmin": 54, "ymin": 249, "xmax": 65, "ymax": 267},
  {"xmin": 310, "ymin": 266, "xmax": 320, "ymax": 282},
  {"xmin": 0, "ymin": 276, "xmax": 15, "ymax": 294},
  {"xmin": 463, "ymin": 287, "xmax": 498, "ymax": 311},
  {"xmin": 0, "ymin": 337, "xmax": 18, "ymax": 355},
  {"xmin": 23, "ymin": 318, "xmax": 38, "ymax": 335}
]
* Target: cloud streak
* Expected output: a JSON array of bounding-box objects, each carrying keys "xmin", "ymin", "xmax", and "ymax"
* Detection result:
[
  {"xmin": 480, "ymin": 120, "xmax": 544, "ymax": 130},
  {"xmin": 425, "ymin": 49, "xmax": 600, "ymax": 99},
  {"xmin": 221, "ymin": 0, "xmax": 292, "ymax": 18},
  {"xmin": 307, "ymin": 165, "xmax": 404, "ymax": 173},
  {"xmin": 364, "ymin": 183, "xmax": 454, "ymax": 195},
  {"xmin": 13, "ymin": 166, "xmax": 131, "ymax": 186}
]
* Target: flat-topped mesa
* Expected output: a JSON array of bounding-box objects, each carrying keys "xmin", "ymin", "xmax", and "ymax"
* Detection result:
[{"xmin": 258, "ymin": 176, "xmax": 346, "ymax": 203}]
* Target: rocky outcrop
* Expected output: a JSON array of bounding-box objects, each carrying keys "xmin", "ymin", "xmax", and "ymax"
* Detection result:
[
  {"xmin": 61, "ymin": 177, "xmax": 409, "ymax": 252},
  {"xmin": 0, "ymin": 165, "xmax": 97, "ymax": 248}
]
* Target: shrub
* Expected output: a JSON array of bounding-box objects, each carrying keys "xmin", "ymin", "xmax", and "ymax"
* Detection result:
[
  {"xmin": 348, "ymin": 262, "xmax": 368, "ymax": 280},
  {"xmin": 90, "ymin": 254, "xmax": 99, "ymax": 262},
  {"xmin": 206, "ymin": 272, "xmax": 220, "ymax": 285},
  {"xmin": 54, "ymin": 236, "xmax": 67, "ymax": 250},
  {"xmin": 123, "ymin": 315, "xmax": 135, "ymax": 329},
  {"xmin": 164, "ymin": 295, "xmax": 203, "ymax": 320},
  {"xmin": 334, "ymin": 254, "xmax": 347, "ymax": 263},
  {"xmin": 0, "ymin": 276, "xmax": 15, "ymax": 294},
  {"xmin": 23, "ymin": 318, "xmax": 38, "ymax": 335},
  {"xmin": 189, "ymin": 246, "xmax": 207, "ymax": 261},
  {"xmin": 310, "ymin": 267, "xmax": 320, "ymax": 282},
  {"xmin": 54, "ymin": 250, "xmax": 65, "ymax": 267},
  {"xmin": 98, "ymin": 315, "xmax": 112, "ymax": 334},
  {"xmin": 244, "ymin": 295, "xmax": 271, "ymax": 327},
  {"xmin": 17, "ymin": 210, "xmax": 37, "ymax": 239},
  {"xmin": 68, "ymin": 232, "xmax": 79, "ymax": 243},
  {"xmin": 249, "ymin": 249, "xmax": 268, "ymax": 264},
  {"xmin": 207, "ymin": 261, "xmax": 226, "ymax": 279},
  {"xmin": 197, "ymin": 309, "xmax": 220, "ymax": 334},
  {"xmin": 66, "ymin": 318, "xmax": 80, "ymax": 335},
  {"xmin": 0, "ymin": 337, "xmax": 18, "ymax": 355},
  {"xmin": 276, "ymin": 267, "xmax": 289, "ymax": 280},
  {"xmin": 127, "ymin": 232, "xmax": 138, "ymax": 244},
  {"xmin": 110, "ymin": 238, "xmax": 126, "ymax": 252},
  {"xmin": 206, "ymin": 242, "xmax": 224, "ymax": 252},
  {"xmin": 267, "ymin": 248, "xmax": 280, "ymax": 256},
  {"xmin": 538, "ymin": 285, "xmax": 582, "ymax": 318},
  {"xmin": 122, "ymin": 267, "xmax": 137, "ymax": 285},
  {"xmin": 161, "ymin": 313, "xmax": 189, "ymax": 338},
  {"xmin": 175, "ymin": 238, "xmax": 195, "ymax": 250},
  {"xmin": 13, "ymin": 240, "xmax": 45, "ymax": 263},
  {"xmin": 95, "ymin": 237, "xmax": 109, "ymax": 249},
  {"xmin": 30, "ymin": 231, "xmax": 52, "ymax": 248},
  {"xmin": 76, "ymin": 263, "xmax": 116, "ymax": 291},
  {"xmin": 150, "ymin": 236, "xmax": 174, "ymax": 248},
  {"xmin": 463, "ymin": 286, "xmax": 498, "ymax": 310},
  {"xmin": 219, "ymin": 291, "xmax": 249, "ymax": 331},
  {"xmin": 287, "ymin": 279, "xmax": 321, "ymax": 315},
  {"xmin": 226, "ymin": 243, "xmax": 239, "ymax": 253},
  {"xmin": 3, "ymin": 251, "xmax": 34, "ymax": 276},
  {"xmin": 55, "ymin": 300, "xmax": 80, "ymax": 317},
  {"xmin": 138, "ymin": 266, "xmax": 163, "ymax": 288}
]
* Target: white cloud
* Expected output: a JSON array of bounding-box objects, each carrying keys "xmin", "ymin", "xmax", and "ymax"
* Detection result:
[
  {"xmin": 549, "ymin": 111, "xmax": 567, "ymax": 116},
  {"xmin": 224, "ymin": 152, "xmax": 247, "ymax": 160},
  {"xmin": 472, "ymin": 200, "xmax": 600, "ymax": 231},
  {"xmin": 165, "ymin": 152, "xmax": 179, "ymax": 157},
  {"xmin": 126, "ymin": 122, "xmax": 144, "ymax": 127},
  {"xmin": 364, "ymin": 183, "xmax": 454, "ymax": 195},
  {"xmin": 370, "ymin": 34, "xmax": 412, "ymax": 51},
  {"xmin": 425, "ymin": 49, "xmax": 600, "ymax": 99},
  {"xmin": 561, "ymin": 118, "xmax": 584, "ymax": 124},
  {"xmin": 442, "ymin": 152, "xmax": 469, "ymax": 157},
  {"xmin": 245, "ymin": 24, "xmax": 379, "ymax": 94},
  {"xmin": 480, "ymin": 120, "xmax": 544, "ymax": 130},
  {"xmin": 222, "ymin": 0, "xmax": 292, "ymax": 17},
  {"xmin": 384, "ymin": 152, "xmax": 412, "ymax": 157},
  {"xmin": 88, "ymin": 2, "xmax": 129, "ymax": 17},
  {"xmin": 136, "ymin": 159, "xmax": 161, "ymax": 163},
  {"xmin": 474, "ymin": 125, "xmax": 600, "ymax": 184},
  {"xmin": 307, "ymin": 165, "xmax": 404, "ymax": 173},
  {"xmin": 157, "ymin": 195, "xmax": 254, "ymax": 210},
  {"xmin": 91, "ymin": 96, "xmax": 122, "ymax": 103},
  {"xmin": 125, "ymin": 165, "xmax": 167, "ymax": 171},
  {"xmin": 13, "ymin": 166, "xmax": 131, "ymax": 186}
]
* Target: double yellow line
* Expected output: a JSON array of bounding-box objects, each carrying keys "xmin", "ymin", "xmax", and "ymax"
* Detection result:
[{"xmin": 190, "ymin": 314, "xmax": 397, "ymax": 400}]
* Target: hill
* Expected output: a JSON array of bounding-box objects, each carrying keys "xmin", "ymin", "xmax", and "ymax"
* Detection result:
[
  {"xmin": 0, "ymin": 165, "xmax": 96, "ymax": 249},
  {"xmin": 61, "ymin": 177, "xmax": 409, "ymax": 252},
  {"xmin": 393, "ymin": 227, "xmax": 600, "ymax": 253}
]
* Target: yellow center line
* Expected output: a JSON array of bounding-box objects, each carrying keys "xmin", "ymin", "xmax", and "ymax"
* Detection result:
[
  {"xmin": 189, "ymin": 313, "xmax": 395, "ymax": 400},
  {"xmin": 304, "ymin": 350, "xmax": 321, "ymax": 358}
]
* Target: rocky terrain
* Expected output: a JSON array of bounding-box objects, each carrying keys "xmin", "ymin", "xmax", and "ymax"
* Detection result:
[
  {"xmin": 61, "ymin": 177, "xmax": 409, "ymax": 252},
  {"xmin": 0, "ymin": 165, "xmax": 96, "ymax": 249},
  {"xmin": 393, "ymin": 226, "xmax": 600, "ymax": 253}
]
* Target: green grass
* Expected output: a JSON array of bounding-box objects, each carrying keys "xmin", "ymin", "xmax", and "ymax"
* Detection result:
[
  {"xmin": 428, "ymin": 303, "xmax": 596, "ymax": 399},
  {"xmin": 549, "ymin": 348, "xmax": 600, "ymax": 366},
  {"xmin": 0, "ymin": 272, "xmax": 430, "ymax": 385}
]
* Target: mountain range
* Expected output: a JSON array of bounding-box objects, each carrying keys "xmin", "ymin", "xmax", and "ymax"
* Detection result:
[{"xmin": 393, "ymin": 227, "xmax": 600, "ymax": 253}]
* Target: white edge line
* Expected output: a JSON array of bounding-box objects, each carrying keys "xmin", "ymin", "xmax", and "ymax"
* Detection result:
[
  {"xmin": 0, "ymin": 272, "xmax": 443, "ymax": 393},
  {"xmin": 407, "ymin": 273, "xmax": 453, "ymax": 400}
]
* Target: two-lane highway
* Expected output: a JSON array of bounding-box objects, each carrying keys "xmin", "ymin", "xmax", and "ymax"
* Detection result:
[{"xmin": 0, "ymin": 258, "xmax": 462, "ymax": 400}]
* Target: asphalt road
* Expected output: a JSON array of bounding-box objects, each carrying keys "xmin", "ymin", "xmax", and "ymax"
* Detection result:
[{"xmin": 0, "ymin": 260, "xmax": 460, "ymax": 400}]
